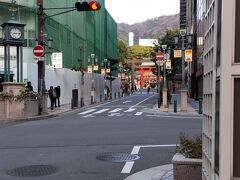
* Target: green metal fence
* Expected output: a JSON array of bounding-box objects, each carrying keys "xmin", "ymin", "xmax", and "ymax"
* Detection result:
[{"xmin": 0, "ymin": 0, "xmax": 118, "ymax": 71}]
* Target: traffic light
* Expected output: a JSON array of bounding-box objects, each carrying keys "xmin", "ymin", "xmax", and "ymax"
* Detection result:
[{"xmin": 75, "ymin": 1, "xmax": 101, "ymax": 11}]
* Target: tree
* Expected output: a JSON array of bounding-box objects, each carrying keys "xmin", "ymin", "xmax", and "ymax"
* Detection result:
[
  {"xmin": 117, "ymin": 40, "xmax": 128, "ymax": 64},
  {"xmin": 126, "ymin": 45, "xmax": 153, "ymax": 60},
  {"xmin": 151, "ymin": 28, "xmax": 181, "ymax": 79}
]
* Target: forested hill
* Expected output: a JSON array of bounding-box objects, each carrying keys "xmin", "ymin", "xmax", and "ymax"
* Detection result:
[{"xmin": 117, "ymin": 14, "xmax": 179, "ymax": 44}]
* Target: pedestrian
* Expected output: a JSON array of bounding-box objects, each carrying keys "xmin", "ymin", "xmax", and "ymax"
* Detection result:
[
  {"xmin": 48, "ymin": 86, "xmax": 57, "ymax": 110},
  {"xmin": 55, "ymin": 86, "xmax": 61, "ymax": 107},
  {"xmin": 26, "ymin": 81, "xmax": 33, "ymax": 92},
  {"xmin": 147, "ymin": 85, "xmax": 150, "ymax": 94}
]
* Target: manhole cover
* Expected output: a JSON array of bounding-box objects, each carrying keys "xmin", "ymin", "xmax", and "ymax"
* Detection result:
[
  {"xmin": 6, "ymin": 165, "xmax": 58, "ymax": 177},
  {"xmin": 96, "ymin": 153, "xmax": 140, "ymax": 163}
]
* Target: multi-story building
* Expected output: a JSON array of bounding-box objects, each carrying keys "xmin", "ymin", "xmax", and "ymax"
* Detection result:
[{"xmin": 0, "ymin": 0, "xmax": 117, "ymax": 83}]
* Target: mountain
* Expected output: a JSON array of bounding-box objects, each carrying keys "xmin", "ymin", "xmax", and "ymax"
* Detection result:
[{"xmin": 117, "ymin": 14, "xmax": 179, "ymax": 44}]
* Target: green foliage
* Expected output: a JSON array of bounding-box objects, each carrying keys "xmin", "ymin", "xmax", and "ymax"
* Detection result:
[
  {"xmin": 118, "ymin": 40, "xmax": 128, "ymax": 63},
  {"xmin": 176, "ymin": 133, "xmax": 202, "ymax": 159},
  {"xmin": 126, "ymin": 45, "xmax": 153, "ymax": 60}
]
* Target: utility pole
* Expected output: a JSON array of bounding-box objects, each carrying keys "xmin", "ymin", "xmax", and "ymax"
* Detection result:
[{"xmin": 37, "ymin": 0, "xmax": 45, "ymax": 115}]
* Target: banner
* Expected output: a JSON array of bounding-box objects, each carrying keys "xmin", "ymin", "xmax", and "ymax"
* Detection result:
[
  {"xmin": 88, "ymin": 66, "xmax": 92, "ymax": 73},
  {"xmin": 166, "ymin": 60, "xmax": 171, "ymax": 69},
  {"xmin": 174, "ymin": 50, "xmax": 182, "ymax": 58},
  {"xmin": 106, "ymin": 68, "xmax": 111, "ymax": 73},
  {"xmin": 94, "ymin": 65, "xmax": 99, "ymax": 71},
  {"xmin": 101, "ymin": 69, "xmax": 105, "ymax": 75},
  {"xmin": 185, "ymin": 49, "xmax": 192, "ymax": 62}
]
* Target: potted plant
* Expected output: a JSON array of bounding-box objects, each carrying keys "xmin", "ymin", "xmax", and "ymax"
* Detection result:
[{"xmin": 172, "ymin": 133, "xmax": 202, "ymax": 180}]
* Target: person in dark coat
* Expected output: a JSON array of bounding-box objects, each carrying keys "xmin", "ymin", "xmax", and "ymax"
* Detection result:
[
  {"xmin": 55, "ymin": 86, "xmax": 61, "ymax": 107},
  {"xmin": 48, "ymin": 86, "xmax": 56, "ymax": 110},
  {"xmin": 26, "ymin": 81, "xmax": 33, "ymax": 92}
]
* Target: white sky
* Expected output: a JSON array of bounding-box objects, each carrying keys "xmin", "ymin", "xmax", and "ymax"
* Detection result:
[{"xmin": 105, "ymin": 0, "xmax": 180, "ymax": 25}]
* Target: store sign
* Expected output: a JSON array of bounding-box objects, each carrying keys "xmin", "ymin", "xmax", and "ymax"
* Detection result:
[
  {"xmin": 174, "ymin": 50, "xmax": 182, "ymax": 58},
  {"xmin": 94, "ymin": 65, "xmax": 99, "ymax": 71},
  {"xmin": 185, "ymin": 49, "xmax": 192, "ymax": 62},
  {"xmin": 51, "ymin": 52, "xmax": 62, "ymax": 68},
  {"xmin": 166, "ymin": 60, "xmax": 172, "ymax": 69}
]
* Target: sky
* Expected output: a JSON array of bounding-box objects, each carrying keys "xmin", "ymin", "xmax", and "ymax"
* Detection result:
[{"xmin": 105, "ymin": 0, "xmax": 180, "ymax": 25}]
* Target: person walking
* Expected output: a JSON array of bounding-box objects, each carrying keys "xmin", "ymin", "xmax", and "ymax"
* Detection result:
[
  {"xmin": 48, "ymin": 86, "xmax": 57, "ymax": 110},
  {"xmin": 55, "ymin": 86, "xmax": 61, "ymax": 107}
]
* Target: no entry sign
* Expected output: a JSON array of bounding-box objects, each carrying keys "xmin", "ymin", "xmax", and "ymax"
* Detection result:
[
  {"xmin": 33, "ymin": 45, "xmax": 45, "ymax": 57},
  {"xmin": 156, "ymin": 52, "xmax": 164, "ymax": 61}
]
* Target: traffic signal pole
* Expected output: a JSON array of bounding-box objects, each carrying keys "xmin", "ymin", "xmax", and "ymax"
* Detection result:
[{"xmin": 37, "ymin": 0, "xmax": 45, "ymax": 115}]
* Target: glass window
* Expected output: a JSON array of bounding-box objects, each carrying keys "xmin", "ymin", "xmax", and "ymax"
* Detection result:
[
  {"xmin": 235, "ymin": 0, "xmax": 240, "ymax": 62},
  {"xmin": 233, "ymin": 78, "xmax": 240, "ymax": 177}
]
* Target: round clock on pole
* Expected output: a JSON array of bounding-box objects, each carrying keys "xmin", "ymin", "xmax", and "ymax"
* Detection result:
[{"xmin": 1, "ymin": 18, "xmax": 25, "ymax": 82}]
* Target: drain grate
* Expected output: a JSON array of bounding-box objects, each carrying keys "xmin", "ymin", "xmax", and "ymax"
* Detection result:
[
  {"xmin": 6, "ymin": 165, "xmax": 58, "ymax": 177},
  {"xmin": 96, "ymin": 153, "xmax": 140, "ymax": 163}
]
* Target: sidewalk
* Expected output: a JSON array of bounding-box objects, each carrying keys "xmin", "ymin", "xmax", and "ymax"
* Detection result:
[{"xmin": 124, "ymin": 164, "xmax": 173, "ymax": 180}]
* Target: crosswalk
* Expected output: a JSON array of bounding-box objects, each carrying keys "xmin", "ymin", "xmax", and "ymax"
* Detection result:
[{"xmin": 78, "ymin": 108, "xmax": 144, "ymax": 118}]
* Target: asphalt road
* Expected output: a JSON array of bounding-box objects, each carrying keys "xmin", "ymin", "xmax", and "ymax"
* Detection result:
[{"xmin": 0, "ymin": 93, "xmax": 202, "ymax": 180}]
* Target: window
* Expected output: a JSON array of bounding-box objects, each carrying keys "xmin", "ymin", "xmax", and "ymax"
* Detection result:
[
  {"xmin": 235, "ymin": 0, "xmax": 240, "ymax": 63},
  {"xmin": 215, "ymin": 79, "xmax": 220, "ymax": 174},
  {"xmin": 233, "ymin": 78, "xmax": 240, "ymax": 177}
]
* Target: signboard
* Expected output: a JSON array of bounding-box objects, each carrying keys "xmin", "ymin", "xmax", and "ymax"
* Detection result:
[
  {"xmin": 51, "ymin": 52, "xmax": 62, "ymax": 68},
  {"xmin": 185, "ymin": 49, "xmax": 192, "ymax": 62},
  {"xmin": 156, "ymin": 52, "xmax": 164, "ymax": 61},
  {"xmin": 88, "ymin": 66, "xmax": 92, "ymax": 73},
  {"xmin": 174, "ymin": 50, "xmax": 182, "ymax": 58},
  {"xmin": 33, "ymin": 45, "xmax": 44, "ymax": 57},
  {"xmin": 94, "ymin": 65, "xmax": 99, "ymax": 71},
  {"xmin": 101, "ymin": 69, "xmax": 105, "ymax": 75},
  {"xmin": 166, "ymin": 60, "xmax": 172, "ymax": 69},
  {"xmin": 106, "ymin": 68, "xmax": 111, "ymax": 73}
]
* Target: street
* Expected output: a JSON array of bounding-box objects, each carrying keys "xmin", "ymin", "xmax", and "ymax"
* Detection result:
[{"xmin": 0, "ymin": 93, "xmax": 202, "ymax": 180}]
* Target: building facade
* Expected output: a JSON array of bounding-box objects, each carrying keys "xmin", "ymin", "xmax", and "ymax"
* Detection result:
[{"xmin": 0, "ymin": 0, "xmax": 118, "ymax": 83}]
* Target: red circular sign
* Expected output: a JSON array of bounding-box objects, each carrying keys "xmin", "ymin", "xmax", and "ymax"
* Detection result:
[
  {"xmin": 33, "ymin": 45, "xmax": 45, "ymax": 57},
  {"xmin": 156, "ymin": 52, "xmax": 164, "ymax": 61}
]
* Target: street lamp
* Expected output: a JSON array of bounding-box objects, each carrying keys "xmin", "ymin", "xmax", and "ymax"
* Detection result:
[
  {"xmin": 156, "ymin": 60, "xmax": 161, "ymax": 108},
  {"xmin": 180, "ymin": 29, "xmax": 188, "ymax": 112},
  {"xmin": 88, "ymin": 53, "xmax": 98, "ymax": 104},
  {"xmin": 119, "ymin": 63, "xmax": 123, "ymax": 96},
  {"xmin": 161, "ymin": 44, "xmax": 168, "ymax": 108}
]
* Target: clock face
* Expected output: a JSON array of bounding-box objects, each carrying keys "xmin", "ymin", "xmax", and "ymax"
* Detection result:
[{"xmin": 10, "ymin": 27, "xmax": 22, "ymax": 39}]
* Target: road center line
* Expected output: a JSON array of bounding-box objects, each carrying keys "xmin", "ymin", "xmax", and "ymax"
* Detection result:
[{"xmin": 129, "ymin": 94, "xmax": 155, "ymax": 109}]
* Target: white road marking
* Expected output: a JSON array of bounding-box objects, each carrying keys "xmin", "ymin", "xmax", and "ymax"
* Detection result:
[
  {"xmin": 134, "ymin": 112, "xmax": 143, "ymax": 116},
  {"xmin": 129, "ymin": 94, "xmax": 155, "ymax": 109},
  {"xmin": 121, "ymin": 161, "xmax": 135, "ymax": 174},
  {"xmin": 108, "ymin": 113, "xmax": 122, "ymax": 117},
  {"xmin": 123, "ymin": 100, "xmax": 132, "ymax": 104},
  {"xmin": 78, "ymin": 109, "xmax": 96, "ymax": 115},
  {"xmin": 109, "ymin": 108, "xmax": 122, "ymax": 113},
  {"xmin": 82, "ymin": 114, "xmax": 95, "ymax": 118},
  {"xmin": 146, "ymin": 115, "xmax": 203, "ymax": 119},
  {"xmin": 124, "ymin": 108, "xmax": 136, "ymax": 112},
  {"xmin": 121, "ymin": 144, "xmax": 177, "ymax": 174},
  {"xmin": 93, "ymin": 108, "xmax": 109, "ymax": 114}
]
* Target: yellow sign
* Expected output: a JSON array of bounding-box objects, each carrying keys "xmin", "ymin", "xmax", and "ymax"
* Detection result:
[
  {"xmin": 88, "ymin": 66, "xmax": 92, "ymax": 73},
  {"xmin": 101, "ymin": 69, "xmax": 105, "ymax": 75},
  {"xmin": 166, "ymin": 60, "xmax": 171, "ymax": 69},
  {"xmin": 174, "ymin": 50, "xmax": 182, "ymax": 58},
  {"xmin": 185, "ymin": 49, "xmax": 192, "ymax": 62}
]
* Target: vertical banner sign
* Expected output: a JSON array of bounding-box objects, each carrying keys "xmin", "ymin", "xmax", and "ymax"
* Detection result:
[
  {"xmin": 101, "ymin": 69, "xmax": 105, "ymax": 75},
  {"xmin": 185, "ymin": 49, "xmax": 192, "ymax": 62},
  {"xmin": 88, "ymin": 66, "xmax": 92, "ymax": 73},
  {"xmin": 51, "ymin": 52, "xmax": 63, "ymax": 68},
  {"xmin": 174, "ymin": 50, "xmax": 182, "ymax": 58},
  {"xmin": 166, "ymin": 60, "xmax": 172, "ymax": 69}
]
